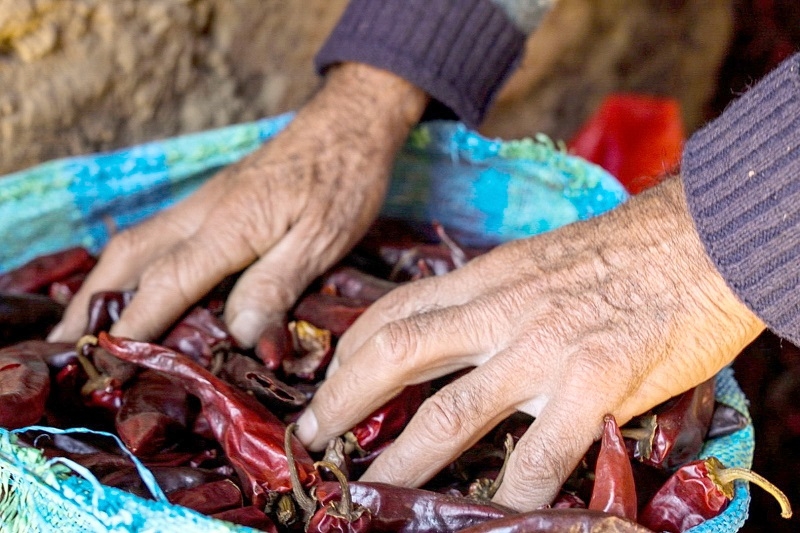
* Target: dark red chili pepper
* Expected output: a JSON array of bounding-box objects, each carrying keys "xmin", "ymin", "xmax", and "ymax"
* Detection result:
[
  {"xmin": 706, "ymin": 402, "xmax": 749, "ymax": 439},
  {"xmin": 588, "ymin": 414, "xmax": 637, "ymax": 520},
  {"xmin": 97, "ymin": 332, "xmax": 317, "ymax": 505},
  {"xmin": 85, "ymin": 290, "xmax": 135, "ymax": 334},
  {"xmin": 626, "ymin": 378, "xmax": 715, "ymax": 470},
  {"xmin": 220, "ymin": 352, "xmax": 307, "ymax": 412},
  {"xmin": 101, "ymin": 465, "xmax": 230, "ymax": 499},
  {"xmin": 322, "ymin": 266, "xmax": 398, "ymax": 303},
  {"xmin": 167, "ymin": 479, "xmax": 243, "ymax": 515},
  {"xmin": 346, "ymin": 383, "xmax": 431, "ymax": 453},
  {"xmin": 162, "ymin": 306, "xmax": 235, "ymax": 368},
  {"xmin": 0, "ymin": 246, "xmax": 96, "ymax": 294},
  {"xmin": 83, "ymin": 291, "xmax": 138, "ymax": 384},
  {"xmin": 307, "ymin": 462, "xmax": 372, "ymax": 533},
  {"xmin": 639, "ymin": 457, "xmax": 792, "ymax": 533},
  {"xmin": 0, "ymin": 293, "xmax": 64, "ymax": 346},
  {"xmin": 0, "ymin": 341, "xmax": 51, "ymax": 429},
  {"xmin": 212, "ymin": 505, "xmax": 278, "ymax": 532},
  {"xmin": 552, "ymin": 491, "xmax": 586, "ymax": 509},
  {"xmin": 313, "ymin": 481, "xmax": 513, "ymax": 533},
  {"xmin": 283, "ymin": 320, "xmax": 333, "ymax": 381},
  {"xmin": 115, "ymin": 369, "xmax": 191, "ymax": 456},
  {"xmin": 293, "ymin": 293, "xmax": 369, "ymax": 338},
  {"xmin": 456, "ymin": 508, "xmax": 654, "ymax": 532},
  {"xmin": 74, "ymin": 345, "xmax": 123, "ymax": 415},
  {"xmin": 255, "ymin": 316, "xmax": 292, "ymax": 371}
]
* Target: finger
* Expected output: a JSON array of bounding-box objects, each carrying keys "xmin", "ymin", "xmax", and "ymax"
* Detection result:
[
  {"xmin": 493, "ymin": 395, "xmax": 606, "ymax": 511},
  {"xmin": 331, "ymin": 265, "xmax": 495, "ymax": 375},
  {"xmin": 359, "ymin": 351, "xmax": 531, "ymax": 487},
  {"xmin": 295, "ymin": 302, "xmax": 506, "ymax": 450},
  {"xmin": 109, "ymin": 205, "xmax": 275, "ymax": 340},
  {"xmin": 223, "ymin": 224, "xmax": 330, "ymax": 347},
  {"xmin": 48, "ymin": 207, "xmax": 206, "ymax": 342}
]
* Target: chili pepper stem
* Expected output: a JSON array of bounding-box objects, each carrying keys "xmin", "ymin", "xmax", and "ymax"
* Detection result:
[
  {"xmin": 284, "ymin": 423, "xmax": 317, "ymax": 520},
  {"xmin": 486, "ymin": 434, "xmax": 515, "ymax": 499},
  {"xmin": 314, "ymin": 460, "xmax": 355, "ymax": 518},
  {"xmin": 708, "ymin": 459, "xmax": 793, "ymax": 519}
]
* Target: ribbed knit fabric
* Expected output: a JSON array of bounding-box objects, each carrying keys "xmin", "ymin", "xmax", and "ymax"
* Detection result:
[
  {"xmin": 682, "ymin": 53, "xmax": 800, "ymax": 345},
  {"xmin": 314, "ymin": 0, "xmax": 526, "ymax": 128}
]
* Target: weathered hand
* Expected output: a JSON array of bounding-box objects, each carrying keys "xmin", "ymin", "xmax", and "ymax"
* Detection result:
[
  {"xmin": 295, "ymin": 177, "xmax": 764, "ymax": 511},
  {"xmin": 49, "ymin": 63, "xmax": 428, "ymax": 345}
]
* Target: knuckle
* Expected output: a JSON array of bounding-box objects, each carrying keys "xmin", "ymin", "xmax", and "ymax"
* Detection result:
[
  {"xmin": 415, "ymin": 390, "xmax": 474, "ymax": 442},
  {"xmin": 372, "ymin": 320, "xmax": 418, "ymax": 367},
  {"xmin": 504, "ymin": 439, "xmax": 568, "ymax": 501}
]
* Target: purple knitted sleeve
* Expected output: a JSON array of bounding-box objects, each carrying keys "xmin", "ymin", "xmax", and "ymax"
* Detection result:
[
  {"xmin": 682, "ymin": 53, "xmax": 800, "ymax": 345},
  {"xmin": 314, "ymin": 0, "xmax": 526, "ymax": 128}
]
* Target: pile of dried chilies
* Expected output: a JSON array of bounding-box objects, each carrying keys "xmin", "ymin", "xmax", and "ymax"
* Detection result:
[{"xmin": 0, "ymin": 220, "xmax": 793, "ymax": 532}]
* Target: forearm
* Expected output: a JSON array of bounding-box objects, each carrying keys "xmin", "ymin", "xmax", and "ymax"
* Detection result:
[
  {"xmin": 315, "ymin": 0, "xmax": 529, "ymax": 127},
  {"xmin": 682, "ymin": 53, "xmax": 800, "ymax": 345}
]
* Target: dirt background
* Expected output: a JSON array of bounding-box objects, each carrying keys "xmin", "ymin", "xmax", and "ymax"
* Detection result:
[{"xmin": 1, "ymin": 0, "xmax": 735, "ymax": 175}]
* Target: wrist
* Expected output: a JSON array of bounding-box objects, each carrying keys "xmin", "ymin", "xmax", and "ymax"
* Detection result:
[
  {"xmin": 306, "ymin": 62, "xmax": 429, "ymax": 149},
  {"xmin": 647, "ymin": 177, "xmax": 765, "ymax": 347}
]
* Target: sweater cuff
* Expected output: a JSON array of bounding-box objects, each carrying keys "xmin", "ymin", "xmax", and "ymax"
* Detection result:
[
  {"xmin": 315, "ymin": 0, "xmax": 527, "ymax": 128},
  {"xmin": 682, "ymin": 53, "xmax": 800, "ymax": 345}
]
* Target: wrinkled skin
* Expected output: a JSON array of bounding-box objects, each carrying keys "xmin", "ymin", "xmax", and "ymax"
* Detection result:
[
  {"xmin": 49, "ymin": 63, "xmax": 428, "ymax": 346},
  {"xmin": 295, "ymin": 177, "xmax": 764, "ymax": 511}
]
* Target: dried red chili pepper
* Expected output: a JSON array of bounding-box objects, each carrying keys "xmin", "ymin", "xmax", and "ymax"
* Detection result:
[
  {"xmin": 97, "ymin": 332, "xmax": 317, "ymax": 505},
  {"xmin": 345, "ymin": 382, "xmax": 431, "ymax": 453},
  {"xmin": 101, "ymin": 465, "xmax": 230, "ymax": 499},
  {"xmin": 1, "ymin": 293, "xmax": 64, "ymax": 346},
  {"xmin": 552, "ymin": 491, "xmax": 586, "ymax": 509},
  {"xmin": 625, "ymin": 379, "xmax": 715, "ymax": 470},
  {"xmin": 220, "ymin": 352, "xmax": 307, "ymax": 412},
  {"xmin": 85, "ymin": 290, "xmax": 135, "ymax": 334},
  {"xmin": 212, "ymin": 505, "xmax": 279, "ymax": 532},
  {"xmin": 0, "ymin": 341, "xmax": 51, "ymax": 429},
  {"xmin": 293, "ymin": 293, "xmax": 369, "ymax": 338},
  {"xmin": 638, "ymin": 457, "xmax": 792, "ymax": 533},
  {"xmin": 322, "ymin": 266, "xmax": 398, "ymax": 303},
  {"xmin": 75, "ymin": 344, "xmax": 123, "ymax": 415},
  {"xmin": 456, "ymin": 508, "xmax": 654, "ymax": 532},
  {"xmin": 167, "ymin": 479, "xmax": 243, "ymax": 515},
  {"xmin": 162, "ymin": 306, "xmax": 235, "ymax": 368},
  {"xmin": 313, "ymin": 481, "xmax": 513, "ymax": 533},
  {"xmin": 255, "ymin": 316, "xmax": 293, "ymax": 371},
  {"xmin": 588, "ymin": 414, "xmax": 637, "ymax": 521},
  {"xmin": 83, "ymin": 291, "xmax": 138, "ymax": 384},
  {"xmin": 0, "ymin": 246, "xmax": 96, "ymax": 294},
  {"xmin": 115, "ymin": 369, "xmax": 191, "ymax": 456},
  {"xmin": 283, "ymin": 320, "xmax": 333, "ymax": 381},
  {"xmin": 307, "ymin": 461, "xmax": 372, "ymax": 533}
]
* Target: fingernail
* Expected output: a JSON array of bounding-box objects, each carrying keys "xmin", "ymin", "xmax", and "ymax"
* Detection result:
[
  {"xmin": 295, "ymin": 409, "xmax": 318, "ymax": 446},
  {"xmin": 228, "ymin": 310, "xmax": 265, "ymax": 347},
  {"xmin": 46, "ymin": 323, "xmax": 65, "ymax": 342}
]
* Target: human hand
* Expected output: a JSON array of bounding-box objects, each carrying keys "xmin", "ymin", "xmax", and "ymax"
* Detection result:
[
  {"xmin": 49, "ymin": 63, "xmax": 428, "ymax": 345},
  {"xmin": 295, "ymin": 177, "xmax": 765, "ymax": 511}
]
